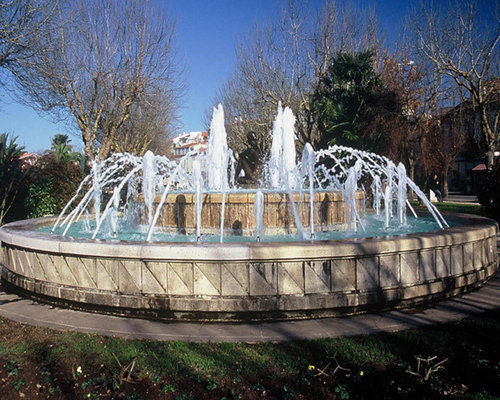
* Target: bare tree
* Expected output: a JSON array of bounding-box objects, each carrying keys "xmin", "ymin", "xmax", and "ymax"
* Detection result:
[
  {"xmin": 112, "ymin": 85, "xmax": 181, "ymax": 156},
  {"xmin": 10, "ymin": 0, "xmax": 183, "ymax": 160},
  {"xmin": 380, "ymin": 46, "xmax": 435, "ymax": 189},
  {"xmin": 0, "ymin": 0, "xmax": 55, "ymax": 75},
  {"xmin": 213, "ymin": 0, "xmax": 380, "ymax": 159},
  {"xmin": 409, "ymin": 0, "xmax": 500, "ymax": 168}
]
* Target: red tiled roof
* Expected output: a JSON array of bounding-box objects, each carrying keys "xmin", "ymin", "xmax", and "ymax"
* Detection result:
[{"xmin": 471, "ymin": 163, "xmax": 487, "ymax": 171}]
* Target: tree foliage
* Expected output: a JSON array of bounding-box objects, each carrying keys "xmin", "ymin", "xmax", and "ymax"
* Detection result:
[
  {"xmin": 213, "ymin": 0, "xmax": 379, "ymax": 162},
  {"xmin": 24, "ymin": 152, "xmax": 82, "ymax": 217},
  {"xmin": 311, "ymin": 50, "xmax": 399, "ymax": 152},
  {"xmin": 0, "ymin": 133, "xmax": 25, "ymax": 225}
]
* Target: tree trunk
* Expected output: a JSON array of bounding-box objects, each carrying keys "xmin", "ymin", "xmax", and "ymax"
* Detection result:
[
  {"xmin": 82, "ymin": 127, "xmax": 94, "ymax": 161},
  {"xmin": 479, "ymin": 104, "xmax": 496, "ymax": 170},
  {"xmin": 408, "ymin": 160, "xmax": 415, "ymax": 199},
  {"xmin": 442, "ymin": 170, "xmax": 449, "ymax": 201},
  {"xmin": 486, "ymin": 150, "xmax": 494, "ymax": 170}
]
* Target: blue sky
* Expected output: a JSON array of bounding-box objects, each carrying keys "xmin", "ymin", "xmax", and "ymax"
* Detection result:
[{"xmin": 0, "ymin": 0, "xmax": 416, "ymax": 153}]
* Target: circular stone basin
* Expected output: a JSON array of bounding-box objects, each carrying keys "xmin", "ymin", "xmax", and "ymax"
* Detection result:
[{"xmin": 0, "ymin": 213, "xmax": 498, "ymax": 321}]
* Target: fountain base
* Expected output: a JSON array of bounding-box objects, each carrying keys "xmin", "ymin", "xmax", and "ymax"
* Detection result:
[
  {"xmin": 0, "ymin": 214, "xmax": 497, "ymax": 321},
  {"xmin": 148, "ymin": 190, "xmax": 365, "ymax": 236}
]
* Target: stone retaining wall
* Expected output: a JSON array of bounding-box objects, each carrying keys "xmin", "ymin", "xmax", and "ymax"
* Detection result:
[
  {"xmin": 150, "ymin": 190, "xmax": 365, "ymax": 235},
  {"xmin": 0, "ymin": 214, "xmax": 498, "ymax": 321}
]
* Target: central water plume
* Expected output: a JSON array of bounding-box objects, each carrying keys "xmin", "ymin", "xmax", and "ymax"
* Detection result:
[
  {"xmin": 206, "ymin": 104, "xmax": 229, "ymax": 191},
  {"xmin": 50, "ymin": 104, "xmax": 448, "ymax": 243}
]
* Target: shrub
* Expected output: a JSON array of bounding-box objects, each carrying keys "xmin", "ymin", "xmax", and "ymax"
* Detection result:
[
  {"xmin": 25, "ymin": 179, "xmax": 58, "ymax": 218},
  {"xmin": 0, "ymin": 133, "xmax": 25, "ymax": 225},
  {"xmin": 25, "ymin": 152, "xmax": 82, "ymax": 218},
  {"xmin": 477, "ymin": 161, "xmax": 500, "ymax": 221}
]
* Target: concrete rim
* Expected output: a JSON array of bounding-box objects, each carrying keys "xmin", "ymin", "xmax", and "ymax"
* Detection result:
[
  {"xmin": 0, "ymin": 213, "xmax": 497, "ymax": 322},
  {"xmin": 0, "ymin": 213, "xmax": 497, "ymax": 261}
]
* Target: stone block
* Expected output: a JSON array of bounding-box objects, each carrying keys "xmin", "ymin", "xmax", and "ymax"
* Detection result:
[
  {"xmin": 488, "ymin": 238, "xmax": 497, "ymax": 264},
  {"xmin": 436, "ymin": 247, "xmax": 451, "ymax": 278},
  {"xmin": 118, "ymin": 260, "xmax": 141, "ymax": 294},
  {"xmin": 221, "ymin": 263, "xmax": 249, "ymax": 296},
  {"xmin": 249, "ymin": 263, "xmax": 277, "ymax": 296},
  {"xmin": 356, "ymin": 257, "xmax": 379, "ymax": 291},
  {"xmin": 65, "ymin": 256, "xmax": 97, "ymax": 289},
  {"xmin": 278, "ymin": 262, "xmax": 304, "ymax": 295},
  {"xmin": 473, "ymin": 241, "xmax": 483, "ymax": 270},
  {"xmin": 463, "ymin": 243, "xmax": 474, "ymax": 272},
  {"xmin": 35, "ymin": 252, "xmax": 60, "ymax": 283},
  {"xmin": 401, "ymin": 252, "xmax": 419, "ymax": 285},
  {"xmin": 419, "ymin": 250, "xmax": 436, "ymax": 282},
  {"xmin": 451, "ymin": 246, "xmax": 463, "ymax": 276},
  {"xmin": 332, "ymin": 259, "xmax": 355, "ymax": 292},
  {"xmin": 142, "ymin": 261, "xmax": 167, "ymax": 294},
  {"xmin": 481, "ymin": 240, "xmax": 488, "ymax": 267},
  {"xmin": 379, "ymin": 254, "xmax": 400, "ymax": 287},
  {"xmin": 96, "ymin": 258, "xmax": 119, "ymax": 291},
  {"xmin": 51, "ymin": 254, "xmax": 79, "ymax": 286},
  {"xmin": 194, "ymin": 263, "xmax": 221, "ymax": 295},
  {"xmin": 12, "ymin": 248, "xmax": 29, "ymax": 277},
  {"xmin": 167, "ymin": 263, "xmax": 193, "ymax": 295},
  {"xmin": 304, "ymin": 260, "xmax": 331, "ymax": 294}
]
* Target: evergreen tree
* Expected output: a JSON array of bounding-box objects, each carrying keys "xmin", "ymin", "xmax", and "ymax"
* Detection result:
[{"xmin": 311, "ymin": 51, "xmax": 399, "ymax": 152}]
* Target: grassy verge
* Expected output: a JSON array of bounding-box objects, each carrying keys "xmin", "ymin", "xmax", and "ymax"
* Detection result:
[
  {"xmin": 0, "ymin": 310, "xmax": 499, "ymax": 399},
  {"xmin": 433, "ymin": 202, "xmax": 485, "ymax": 216}
]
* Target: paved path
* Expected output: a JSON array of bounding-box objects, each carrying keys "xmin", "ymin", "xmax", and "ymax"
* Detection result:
[
  {"xmin": 445, "ymin": 194, "xmax": 479, "ymax": 204},
  {"xmin": 0, "ymin": 271, "xmax": 498, "ymax": 343}
]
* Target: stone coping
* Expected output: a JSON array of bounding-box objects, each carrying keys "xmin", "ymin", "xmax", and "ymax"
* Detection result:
[{"xmin": 0, "ymin": 214, "xmax": 497, "ymax": 262}]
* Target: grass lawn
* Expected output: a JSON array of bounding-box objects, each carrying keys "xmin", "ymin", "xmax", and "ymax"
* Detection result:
[
  {"xmin": 0, "ymin": 202, "xmax": 497, "ymax": 400},
  {"xmin": 0, "ymin": 310, "xmax": 498, "ymax": 399},
  {"xmin": 408, "ymin": 201, "xmax": 485, "ymax": 217}
]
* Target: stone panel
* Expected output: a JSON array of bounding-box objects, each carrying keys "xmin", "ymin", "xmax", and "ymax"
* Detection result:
[
  {"xmin": 167, "ymin": 263, "xmax": 193, "ymax": 295},
  {"xmin": 249, "ymin": 263, "xmax": 277, "ymax": 296},
  {"xmin": 304, "ymin": 261, "xmax": 331, "ymax": 293},
  {"xmin": 51, "ymin": 255, "xmax": 79, "ymax": 286},
  {"xmin": 35, "ymin": 252, "xmax": 60, "ymax": 283},
  {"xmin": 401, "ymin": 252, "xmax": 419, "ymax": 285},
  {"xmin": 488, "ymin": 238, "xmax": 496, "ymax": 264},
  {"xmin": 65, "ymin": 256, "xmax": 97, "ymax": 289},
  {"xmin": 27, "ymin": 251, "xmax": 47, "ymax": 281},
  {"xmin": 332, "ymin": 259, "xmax": 355, "ymax": 292},
  {"xmin": 482, "ymin": 239, "xmax": 489, "ymax": 265},
  {"xmin": 451, "ymin": 246, "xmax": 463, "ymax": 276},
  {"xmin": 419, "ymin": 250, "xmax": 436, "ymax": 281},
  {"xmin": 357, "ymin": 257, "xmax": 379, "ymax": 291},
  {"xmin": 10, "ymin": 248, "xmax": 23, "ymax": 275},
  {"xmin": 278, "ymin": 262, "xmax": 304, "ymax": 295},
  {"xmin": 436, "ymin": 247, "xmax": 451, "ymax": 278},
  {"xmin": 463, "ymin": 243, "xmax": 474, "ymax": 272},
  {"xmin": 17, "ymin": 249, "xmax": 35, "ymax": 279},
  {"xmin": 194, "ymin": 263, "xmax": 221, "ymax": 295},
  {"xmin": 221, "ymin": 263, "xmax": 249, "ymax": 296},
  {"xmin": 142, "ymin": 261, "xmax": 167, "ymax": 294},
  {"xmin": 96, "ymin": 258, "xmax": 119, "ymax": 291},
  {"xmin": 473, "ymin": 241, "xmax": 483, "ymax": 270},
  {"xmin": 379, "ymin": 255, "xmax": 399, "ymax": 287},
  {"xmin": 118, "ymin": 260, "xmax": 141, "ymax": 294}
]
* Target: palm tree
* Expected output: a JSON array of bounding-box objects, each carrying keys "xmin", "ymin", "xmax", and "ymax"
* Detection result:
[
  {"xmin": 53, "ymin": 142, "xmax": 74, "ymax": 162},
  {"xmin": 0, "ymin": 133, "xmax": 25, "ymax": 225},
  {"xmin": 51, "ymin": 134, "xmax": 71, "ymax": 149},
  {"xmin": 50, "ymin": 134, "xmax": 84, "ymax": 163}
]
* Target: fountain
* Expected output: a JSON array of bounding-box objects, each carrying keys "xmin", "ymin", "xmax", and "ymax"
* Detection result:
[{"xmin": 0, "ymin": 104, "xmax": 497, "ymax": 321}]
